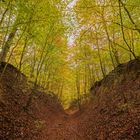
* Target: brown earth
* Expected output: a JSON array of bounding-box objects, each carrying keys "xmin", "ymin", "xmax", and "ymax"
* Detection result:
[{"xmin": 0, "ymin": 59, "xmax": 140, "ymax": 140}]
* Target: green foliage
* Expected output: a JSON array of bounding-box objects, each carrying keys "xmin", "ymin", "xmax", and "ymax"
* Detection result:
[{"xmin": 0, "ymin": 0, "xmax": 140, "ymax": 108}]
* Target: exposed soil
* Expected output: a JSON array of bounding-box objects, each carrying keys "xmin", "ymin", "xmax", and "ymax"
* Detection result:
[{"xmin": 1, "ymin": 59, "xmax": 140, "ymax": 140}]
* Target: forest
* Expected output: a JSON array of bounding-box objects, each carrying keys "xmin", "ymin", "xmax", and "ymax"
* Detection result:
[{"xmin": 1, "ymin": 0, "xmax": 140, "ymax": 139}]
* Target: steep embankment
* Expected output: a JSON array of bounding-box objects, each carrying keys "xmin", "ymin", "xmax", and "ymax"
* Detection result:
[
  {"xmin": 75, "ymin": 59, "xmax": 140, "ymax": 139},
  {"xmin": 1, "ymin": 59, "xmax": 140, "ymax": 140},
  {"xmin": 0, "ymin": 62, "xmax": 66, "ymax": 140}
]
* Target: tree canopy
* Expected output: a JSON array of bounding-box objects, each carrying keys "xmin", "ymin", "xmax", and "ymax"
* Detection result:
[{"xmin": 0, "ymin": 0, "xmax": 140, "ymax": 108}]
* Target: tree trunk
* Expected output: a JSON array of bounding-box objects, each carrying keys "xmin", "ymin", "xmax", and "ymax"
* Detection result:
[{"xmin": 0, "ymin": 28, "xmax": 17, "ymax": 62}]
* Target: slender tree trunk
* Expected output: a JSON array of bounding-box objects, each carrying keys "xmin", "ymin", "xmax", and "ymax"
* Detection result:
[
  {"xmin": 95, "ymin": 32, "xmax": 106, "ymax": 78},
  {"xmin": 118, "ymin": 0, "xmax": 136, "ymax": 59},
  {"xmin": 101, "ymin": 11, "xmax": 116, "ymax": 68},
  {"xmin": 0, "ymin": 1, "xmax": 11, "ymax": 26},
  {"xmin": 75, "ymin": 62, "xmax": 81, "ymax": 110},
  {"xmin": 0, "ymin": 27, "xmax": 17, "ymax": 62},
  {"xmin": 119, "ymin": 0, "xmax": 140, "ymax": 35}
]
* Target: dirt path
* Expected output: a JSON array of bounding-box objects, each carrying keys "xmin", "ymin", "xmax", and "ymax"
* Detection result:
[{"xmin": 44, "ymin": 113, "xmax": 83, "ymax": 140}]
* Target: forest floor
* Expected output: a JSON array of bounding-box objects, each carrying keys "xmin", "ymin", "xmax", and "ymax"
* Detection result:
[{"xmin": 0, "ymin": 59, "xmax": 140, "ymax": 140}]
